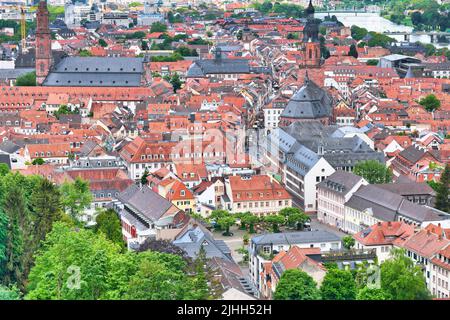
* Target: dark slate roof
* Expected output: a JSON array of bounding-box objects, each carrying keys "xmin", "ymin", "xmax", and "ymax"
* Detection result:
[
  {"xmin": 251, "ymin": 230, "xmax": 340, "ymax": 246},
  {"xmin": 43, "ymin": 57, "xmax": 144, "ymax": 87},
  {"xmin": 0, "ymin": 141, "xmax": 20, "ymax": 154},
  {"xmin": 186, "ymin": 57, "xmax": 250, "ymax": 77},
  {"xmin": 0, "ymin": 68, "xmax": 35, "ymax": 80},
  {"xmin": 317, "ymin": 170, "xmax": 364, "ymax": 195},
  {"xmin": 277, "ymin": 121, "xmax": 385, "ymax": 169},
  {"xmin": 376, "ymin": 182, "xmax": 435, "ymax": 196},
  {"xmin": 15, "ymin": 49, "xmax": 67, "ymax": 68},
  {"xmin": 173, "ymin": 224, "xmax": 232, "ymax": 261},
  {"xmin": 281, "ymin": 77, "xmax": 332, "ymax": 120},
  {"xmin": 117, "ymin": 184, "xmax": 175, "ymax": 222},
  {"xmin": 398, "ymin": 145, "xmax": 426, "ymax": 163},
  {"xmin": 0, "ymin": 153, "xmax": 11, "ymax": 169},
  {"xmin": 346, "ymin": 184, "xmax": 446, "ymax": 223}
]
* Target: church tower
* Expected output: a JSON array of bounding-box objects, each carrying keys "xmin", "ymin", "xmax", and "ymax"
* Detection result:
[
  {"xmin": 35, "ymin": 1, "xmax": 52, "ymax": 86},
  {"xmin": 302, "ymin": 0, "xmax": 321, "ymax": 67}
]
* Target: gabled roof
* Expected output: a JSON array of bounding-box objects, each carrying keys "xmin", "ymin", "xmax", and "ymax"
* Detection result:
[
  {"xmin": 354, "ymin": 221, "xmax": 414, "ymax": 247},
  {"xmin": 117, "ymin": 184, "xmax": 181, "ymax": 223},
  {"xmin": 402, "ymin": 229, "xmax": 450, "ymax": 258}
]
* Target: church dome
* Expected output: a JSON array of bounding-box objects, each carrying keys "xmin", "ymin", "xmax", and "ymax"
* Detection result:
[{"xmin": 281, "ymin": 77, "xmax": 332, "ymax": 120}]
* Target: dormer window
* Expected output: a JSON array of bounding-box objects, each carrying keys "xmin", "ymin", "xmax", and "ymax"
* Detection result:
[{"xmin": 180, "ymin": 190, "xmax": 185, "ymax": 197}]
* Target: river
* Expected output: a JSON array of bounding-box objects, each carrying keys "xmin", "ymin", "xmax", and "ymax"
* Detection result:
[{"xmin": 315, "ymin": 12, "xmax": 449, "ymax": 49}]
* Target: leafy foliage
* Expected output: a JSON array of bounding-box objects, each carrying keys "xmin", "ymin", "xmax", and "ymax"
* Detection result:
[
  {"xmin": 380, "ymin": 248, "xmax": 431, "ymax": 300},
  {"xmin": 356, "ymin": 287, "xmax": 390, "ymax": 300},
  {"xmin": 94, "ymin": 209, "xmax": 124, "ymax": 249},
  {"xmin": 434, "ymin": 164, "xmax": 450, "ymax": 212},
  {"xmin": 342, "ymin": 236, "xmax": 355, "ymax": 250},
  {"xmin": 320, "ymin": 269, "xmax": 357, "ymax": 300},
  {"xmin": 26, "ymin": 222, "xmax": 209, "ymax": 300},
  {"xmin": 419, "ymin": 94, "xmax": 441, "ymax": 112},
  {"xmin": 15, "ymin": 72, "xmax": 36, "ymax": 86},
  {"xmin": 60, "ymin": 177, "xmax": 93, "ymax": 220},
  {"xmin": 274, "ymin": 269, "xmax": 320, "ymax": 300},
  {"xmin": 353, "ymin": 160, "xmax": 393, "ymax": 184},
  {"xmin": 150, "ymin": 22, "xmax": 167, "ymax": 33}
]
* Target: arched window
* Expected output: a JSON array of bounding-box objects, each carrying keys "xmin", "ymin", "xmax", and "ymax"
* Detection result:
[{"xmin": 309, "ymin": 49, "xmax": 312, "ymax": 59}]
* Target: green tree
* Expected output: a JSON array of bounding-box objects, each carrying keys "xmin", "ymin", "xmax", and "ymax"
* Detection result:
[
  {"xmin": 98, "ymin": 38, "xmax": 108, "ymax": 47},
  {"xmin": 353, "ymin": 160, "xmax": 392, "ymax": 184},
  {"xmin": 170, "ymin": 73, "xmax": 182, "ymax": 93},
  {"xmin": 320, "ymin": 269, "xmax": 357, "ymax": 300},
  {"xmin": 274, "ymin": 269, "xmax": 320, "ymax": 300},
  {"xmin": 0, "ymin": 285, "xmax": 20, "ymax": 300},
  {"xmin": 356, "ymin": 287, "xmax": 390, "ymax": 300},
  {"xmin": 26, "ymin": 222, "xmax": 123, "ymax": 300},
  {"xmin": 23, "ymin": 178, "xmax": 62, "ymax": 278},
  {"xmin": 0, "ymin": 184, "xmax": 26, "ymax": 287},
  {"xmin": 380, "ymin": 248, "xmax": 431, "ymax": 300},
  {"xmin": 419, "ymin": 94, "xmax": 441, "ymax": 113},
  {"xmin": 264, "ymin": 214, "xmax": 285, "ymax": 233},
  {"xmin": 150, "ymin": 22, "xmax": 167, "ymax": 33},
  {"xmin": 280, "ymin": 207, "xmax": 309, "ymax": 230},
  {"xmin": 342, "ymin": 235, "xmax": 355, "ymax": 250},
  {"xmin": 435, "ymin": 164, "xmax": 450, "ymax": 212},
  {"xmin": 348, "ymin": 44, "xmax": 358, "ymax": 58},
  {"xmin": 351, "ymin": 25, "xmax": 368, "ymax": 41},
  {"xmin": 78, "ymin": 49, "xmax": 92, "ymax": 57},
  {"xmin": 239, "ymin": 212, "xmax": 259, "ymax": 233},
  {"xmin": 209, "ymin": 210, "xmax": 235, "ymax": 236},
  {"xmin": 94, "ymin": 209, "xmax": 124, "ymax": 249},
  {"xmin": 31, "ymin": 158, "xmax": 45, "ymax": 165},
  {"xmin": 140, "ymin": 168, "xmax": 149, "ymax": 185},
  {"xmin": 366, "ymin": 59, "xmax": 379, "ymax": 66},
  {"xmin": 124, "ymin": 251, "xmax": 207, "ymax": 299},
  {"xmin": 15, "ymin": 72, "xmax": 36, "ymax": 86},
  {"xmin": 0, "ymin": 163, "xmax": 9, "ymax": 176},
  {"xmin": 60, "ymin": 177, "xmax": 93, "ymax": 221}
]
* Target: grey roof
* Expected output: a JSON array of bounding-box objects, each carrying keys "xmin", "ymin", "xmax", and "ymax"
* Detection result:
[
  {"xmin": 398, "ymin": 145, "xmax": 426, "ymax": 163},
  {"xmin": 187, "ymin": 58, "xmax": 250, "ymax": 77},
  {"xmin": 346, "ymin": 184, "xmax": 446, "ymax": 223},
  {"xmin": 376, "ymin": 182, "xmax": 435, "ymax": 196},
  {"xmin": 0, "ymin": 68, "xmax": 35, "ymax": 80},
  {"xmin": 380, "ymin": 54, "xmax": 418, "ymax": 62},
  {"xmin": 286, "ymin": 145, "xmax": 320, "ymax": 176},
  {"xmin": 0, "ymin": 153, "xmax": 11, "ymax": 169},
  {"xmin": 117, "ymin": 184, "xmax": 175, "ymax": 223},
  {"xmin": 276, "ymin": 121, "xmax": 385, "ymax": 170},
  {"xmin": 317, "ymin": 170, "xmax": 364, "ymax": 195},
  {"xmin": 0, "ymin": 140, "xmax": 20, "ymax": 154},
  {"xmin": 173, "ymin": 225, "xmax": 232, "ymax": 261},
  {"xmin": 43, "ymin": 57, "xmax": 144, "ymax": 87},
  {"xmin": 281, "ymin": 78, "xmax": 332, "ymax": 120},
  {"xmin": 251, "ymin": 230, "xmax": 340, "ymax": 246}
]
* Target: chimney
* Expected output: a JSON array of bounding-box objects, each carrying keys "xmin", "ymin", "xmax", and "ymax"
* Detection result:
[
  {"xmin": 388, "ymin": 221, "xmax": 392, "ymax": 226},
  {"xmin": 427, "ymin": 229, "xmax": 431, "ymax": 236},
  {"xmin": 377, "ymin": 221, "xmax": 382, "ymax": 226}
]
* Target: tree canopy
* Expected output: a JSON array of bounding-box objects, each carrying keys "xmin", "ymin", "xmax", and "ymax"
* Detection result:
[
  {"xmin": 320, "ymin": 269, "xmax": 357, "ymax": 300},
  {"xmin": 353, "ymin": 160, "xmax": 393, "ymax": 184},
  {"xmin": 419, "ymin": 94, "xmax": 441, "ymax": 112},
  {"xmin": 274, "ymin": 269, "xmax": 320, "ymax": 300},
  {"xmin": 15, "ymin": 72, "xmax": 36, "ymax": 86},
  {"xmin": 380, "ymin": 248, "xmax": 431, "ymax": 300}
]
